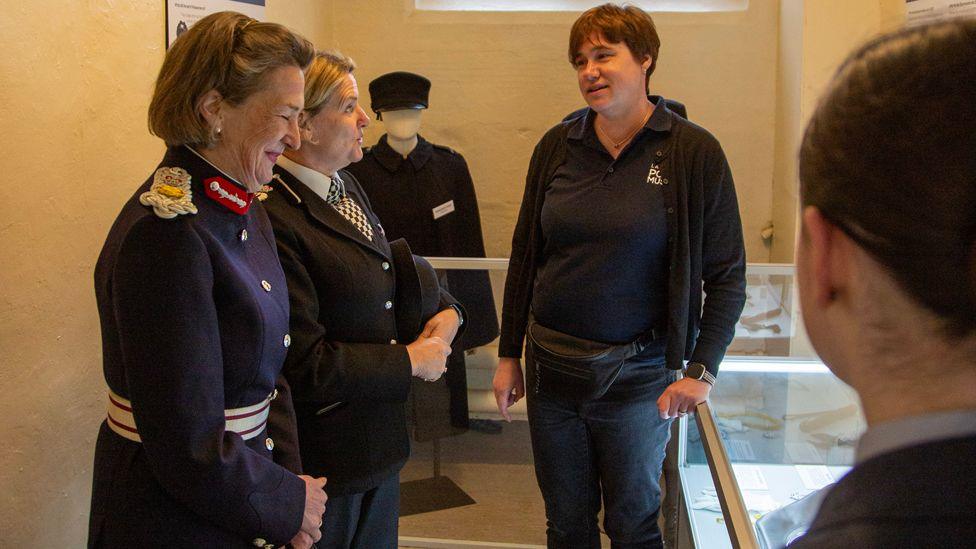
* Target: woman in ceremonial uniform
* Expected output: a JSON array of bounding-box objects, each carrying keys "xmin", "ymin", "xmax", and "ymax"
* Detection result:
[{"xmin": 90, "ymin": 12, "xmax": 326, "ymax": 548}]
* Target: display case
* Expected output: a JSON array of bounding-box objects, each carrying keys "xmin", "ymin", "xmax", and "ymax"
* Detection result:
[{"xmin": 674, "ymin": 358, "xmax": 865, "ymax": 549}]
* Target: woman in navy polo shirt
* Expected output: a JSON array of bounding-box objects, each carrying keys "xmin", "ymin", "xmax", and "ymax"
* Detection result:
[{"xmin": 493, "ymin": 4, "xmax": 746, "ymax": 548}]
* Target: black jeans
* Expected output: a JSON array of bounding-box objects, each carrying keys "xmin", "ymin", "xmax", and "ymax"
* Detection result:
[{"xmin": 527, "ymin": 345, "xmax": 676, "ymax": 549}]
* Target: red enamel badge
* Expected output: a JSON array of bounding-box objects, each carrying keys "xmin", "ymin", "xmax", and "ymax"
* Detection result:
[{"xmin": 204, "ymin": 177, "xmax": 253, "ymax": 215}]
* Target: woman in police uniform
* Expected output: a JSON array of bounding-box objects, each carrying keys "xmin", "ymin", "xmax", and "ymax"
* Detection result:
[
  {"xmin": 89, "ymin": 12, "xmax": 326, "ymax": 548},
  {"xmin": 261, "ymin": 51, "xmax": 463, "ymax": 548}
]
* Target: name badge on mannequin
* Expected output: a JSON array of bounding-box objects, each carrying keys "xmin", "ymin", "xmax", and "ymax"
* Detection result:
[{"xmin": 432, "ymin": 200, "xmax": 455, "ymax": 219}]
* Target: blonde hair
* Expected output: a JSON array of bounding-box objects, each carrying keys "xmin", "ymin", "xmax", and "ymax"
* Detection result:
[
  {"xmin": 148, "ymin": 11, "xmax": 315, "ymax": 147},
  {"xmin": 302, "ymin": 50, "xmax": 357, "ymax": 119}
]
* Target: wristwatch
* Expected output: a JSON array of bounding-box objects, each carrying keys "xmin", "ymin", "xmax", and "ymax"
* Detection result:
[{"xmin": 684, "ymin": 362, "xmax": 716, "ymax": 386}]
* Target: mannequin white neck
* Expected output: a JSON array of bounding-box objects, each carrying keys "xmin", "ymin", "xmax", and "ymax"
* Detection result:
[{"xmin": 387, "ymin": 134, "xmax": 418, "ymax": 158}]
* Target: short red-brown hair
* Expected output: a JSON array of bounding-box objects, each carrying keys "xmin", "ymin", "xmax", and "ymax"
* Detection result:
[{"xmin": 568, "ymin": 3, "xmax": 661, "ymax": 91}]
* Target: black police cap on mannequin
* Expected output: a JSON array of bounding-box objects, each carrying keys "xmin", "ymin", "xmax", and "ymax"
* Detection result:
[{"xmin": 369, "ymin": 71, "xmax": 431, "ymax": 119}]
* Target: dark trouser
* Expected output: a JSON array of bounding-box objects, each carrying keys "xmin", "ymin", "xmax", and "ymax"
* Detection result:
[
  {"xmin": 446, "ymin": 350, "xmax": 470, "ymax": 429},
  {"xmin": 318, "ymin": 473, "xmax": 400, "ymax": 549},
  {"xmin": 527, "ymin": 346, "xmax": 676, "ymax": 549}
]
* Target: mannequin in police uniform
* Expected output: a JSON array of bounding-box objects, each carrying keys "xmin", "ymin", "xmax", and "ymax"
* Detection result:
[{"xmin": 347, "ymin": 71, "xmax": 500, "ymax": 436}]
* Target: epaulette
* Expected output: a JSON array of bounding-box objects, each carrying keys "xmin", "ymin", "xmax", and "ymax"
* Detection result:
[
  {"xmin": 432, "ymin": 143, "xmax": 458, "ymax": 155},
  {"xmin": 139, "ymin": 167, "xmax": 198, "ymax": 219},
  {"xmin": 269, "ymin": 174, "xmax": 303, "ymax": 205},
  {"xmin": 254, "ymin": 183, "xmax": 273, "ymax": 202}
]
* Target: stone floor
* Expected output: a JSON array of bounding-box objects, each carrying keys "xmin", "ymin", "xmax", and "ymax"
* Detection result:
[
  {"xmin": 399, "ymin": 420, "xmax": 548, "ymax": 546},
  {"xmin": 398, "ymin": 420, "xmax": 620, "ymax": 548}
]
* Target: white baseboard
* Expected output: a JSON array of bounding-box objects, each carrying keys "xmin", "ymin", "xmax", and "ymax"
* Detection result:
[{"xmin": 399, "ymin": 536, "xmax": 545, "ymax": 549}]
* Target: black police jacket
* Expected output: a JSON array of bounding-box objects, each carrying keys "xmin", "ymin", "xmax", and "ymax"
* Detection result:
[
  {"xmin": 262, "ymin": 165, "xmax": 461, "ymax": 495},
  {"xmin": 346, "ymin": 135, "xmax": 499, "ymax": 351}
]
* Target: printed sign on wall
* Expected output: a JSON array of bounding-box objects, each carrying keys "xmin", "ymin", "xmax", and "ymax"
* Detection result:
[
  {"xmin": 167, "ymin": 0, "xmax": 266, "ymax": 48},
  {"xmin": 906, "ymin": 0, "xmax": 976, "ymax": 27}
]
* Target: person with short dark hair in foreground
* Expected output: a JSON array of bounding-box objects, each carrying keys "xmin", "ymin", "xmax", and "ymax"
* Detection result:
[{"xmin": 790, "ymin": 18, "xmax": 976, "ymax": 548}]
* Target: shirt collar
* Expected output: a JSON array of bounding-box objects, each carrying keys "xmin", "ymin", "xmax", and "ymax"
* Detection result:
[
  {"xmin": 183, "ymin": 145, "xmax": 249, "ymax": 190},
  {"xmin": 646, "ymin": 95, "xmax": 674, "ymax": 131},
  {"xmin": 276, "ymin": 154, "xmax": 337, "ymax": 204},
  {"xmin": 856, "ymin": 408, "xmax": 976, "ymax": 464},
  {"xmin": 372, "ymin": 134, "xmax": 434, "ymax": 173},
  {"xmin": 568, "ymin": 95, "xmax": 674, "ymax": 142}
]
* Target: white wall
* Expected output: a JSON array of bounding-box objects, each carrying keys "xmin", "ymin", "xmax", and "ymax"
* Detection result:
[
  {"xmin": 775, "ymin": 0, "xmax": 907, "ymax": 355},
  {"xmin": 328, "ymin": 0, "xmax": 780, "ymax": 261},
  {"xmin": 770, "ymin": 0, "xmax": 907, "ymax": 263}
]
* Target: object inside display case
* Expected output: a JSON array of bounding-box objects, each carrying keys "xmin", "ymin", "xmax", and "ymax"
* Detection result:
[
  {"xmin": 728, "ymin": 270, "xmax": 795, "ymax": 357},
  {"xmin": 677, "ymin": 359, "xmax": 865, "ymax": 549}
]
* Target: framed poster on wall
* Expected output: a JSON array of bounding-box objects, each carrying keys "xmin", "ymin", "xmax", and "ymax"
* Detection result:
[
  {"xmin": 906, "ymin": 0, "xmax": 976, "ymax": 26},
  {"xmin": 166, "ymin": 0, "xmax": 266, "ymax": 48}
]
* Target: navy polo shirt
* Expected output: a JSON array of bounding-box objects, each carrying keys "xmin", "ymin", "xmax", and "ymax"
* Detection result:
[{"xmin": 532, "ymin": 104, "xmax": 671, "ymax": 344}]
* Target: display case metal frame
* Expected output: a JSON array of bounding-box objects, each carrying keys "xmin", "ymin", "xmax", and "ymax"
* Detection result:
[{"xmin": 690, "ymin": 398, "xmax": 760, "ymax": 549}]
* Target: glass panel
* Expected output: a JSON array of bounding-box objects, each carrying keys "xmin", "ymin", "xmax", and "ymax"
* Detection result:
[
  {"xmin": 398, "ymin": 258, "xmax": 548, "ymax": 546},
  {"xmin": 680, "ymin": 358, "xmax": 866, "ymax": 549},
  {"xmin": 727, "ymin": 265, "xmax": 816, "ymax": 360}
]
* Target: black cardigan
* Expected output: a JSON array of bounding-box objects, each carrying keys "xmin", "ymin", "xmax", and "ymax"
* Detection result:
[{"xmin": 499, "ymin": 98, "xmax": 746, "ymax": 377}]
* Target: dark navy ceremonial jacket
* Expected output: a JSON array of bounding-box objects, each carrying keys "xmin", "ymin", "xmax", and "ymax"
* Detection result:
[
  {"xmin": 89, "ymin": 146, "xmax": 305, "ymax": 548},
  {"xmin": 346, "ymin": 136, "xmax": 497, "ymax": 435}
]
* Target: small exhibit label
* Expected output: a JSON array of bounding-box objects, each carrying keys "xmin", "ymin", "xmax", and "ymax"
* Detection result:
[{"xmin": 795, "ymin": 465, "xmax": 835, "ymax": 490}]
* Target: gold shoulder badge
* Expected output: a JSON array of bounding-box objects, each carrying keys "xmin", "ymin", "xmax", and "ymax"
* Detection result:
[
  {"xmin": 139, "ymin": 167, "xmax": 199, "ymax": 219},
  {"xmin": 255, "ymin": 183, "xmax": 274, "ymax": 202}
]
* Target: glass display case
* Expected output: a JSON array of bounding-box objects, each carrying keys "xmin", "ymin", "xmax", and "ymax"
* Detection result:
[
  {"xmin": 674, "ymin": 358, "xmax": 865, "ymax": 549},
  {"xmin": 727, "ymin": 264, "xmax": 801, "ymax": 358}
]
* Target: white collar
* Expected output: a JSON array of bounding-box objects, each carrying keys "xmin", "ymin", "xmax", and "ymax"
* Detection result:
[
  {"xmin": 856, "ymin": 408, "xmax": 976, "ymax": 464},
  {"xmin": 276, "ymin": 155, "xmax": 339, "ymax": 203},
  {"xmin": 184, "ymin": 145, "xmax": 247, "ymax": 189}
]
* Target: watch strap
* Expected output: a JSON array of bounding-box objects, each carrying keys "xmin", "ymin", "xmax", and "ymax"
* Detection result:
[{"xmin": 685, "ymin": 362, "xmax": 716, "ymax": 386}]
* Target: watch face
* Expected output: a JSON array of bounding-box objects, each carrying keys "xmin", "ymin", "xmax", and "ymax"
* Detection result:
[{"xmin": 686, "ymin": 363, "xmax": 706, "ymax": 380}]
